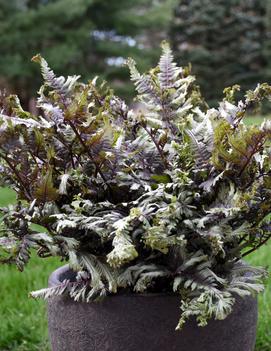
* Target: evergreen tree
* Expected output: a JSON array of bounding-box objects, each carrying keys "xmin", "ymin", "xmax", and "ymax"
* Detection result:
[
  {"xmin": 0, "ymin": 0, "xmax": 175, "ymax": 106},
  {"xmin": 170, "ymin": 0, "xmax": 269, "ymax": 107}
]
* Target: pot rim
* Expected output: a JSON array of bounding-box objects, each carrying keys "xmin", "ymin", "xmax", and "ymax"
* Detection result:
[{"xmin": 49, "ymin": 264, "xmax": 179, "ymax": 298}]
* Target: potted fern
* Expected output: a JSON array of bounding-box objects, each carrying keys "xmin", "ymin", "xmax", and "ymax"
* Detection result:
[{"xmin": 0, "ymin": 43, "xmax": 270, "ymax": 351}]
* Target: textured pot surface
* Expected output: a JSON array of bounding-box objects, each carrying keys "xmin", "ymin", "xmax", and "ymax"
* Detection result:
[{"xmin": 48, "ymin": 265, "xmax": 258, "ymax": 351}]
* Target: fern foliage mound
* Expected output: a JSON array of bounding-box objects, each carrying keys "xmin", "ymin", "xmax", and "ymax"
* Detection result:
[{"xmin": 0, "ymin": 43, "xmax": 271, "ymax": 328}]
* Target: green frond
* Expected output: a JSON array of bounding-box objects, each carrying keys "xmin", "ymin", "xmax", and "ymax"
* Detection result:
[{"xmin": 126, "ymin": 57, "xmax": 141, "ymax": 82}]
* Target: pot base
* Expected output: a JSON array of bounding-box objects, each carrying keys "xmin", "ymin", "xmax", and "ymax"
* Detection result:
[{"xmin": 48, "ymin": 266, "xmax": 258, "ymax": 351}]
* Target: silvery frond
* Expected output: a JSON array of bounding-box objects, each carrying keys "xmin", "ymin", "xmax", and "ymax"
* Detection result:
[
  {"xmin": 158, "ymin": 41, "xmax": 179, "ymax": 89},
  {"xmin": 40, "ymin": 102, "xmax": 64, "ymax": 126},
  {"xmin": 78, "ymin": 254, "xmax": 118, "ymax": 296},
  {"xmin": 0, "ymin": 114, "xmax": 43, "ymax": 129},
  {"xmin": 31, "ymin": 279, "xmax": 71, "ymax": 300},
  {"xmin": 185, "ymin": 129, "xmax": 211, "ymax": 169},
  {"xmin": 32, "ymin": 54, "xmax": 80, "ymax": 95}
]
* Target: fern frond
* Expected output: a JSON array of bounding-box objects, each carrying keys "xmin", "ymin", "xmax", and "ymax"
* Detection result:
[
  {"xmin": 158, "ymin": 41, "xmax": 179, "ymax": 89},
  {"xmin": 32, "ymin": 54, "xmax": 80, "ymax": 95},
  {"xmin": 126, "ymin": 58, "xmax": 158, "ymax": 101},
  {"xmin": 34, "ymin": 170, "xmax": 58, "ymax": 203},
  {"xmin": 0, "ymin": 113, "xmax": 44, "ymax": 129},
  {"xmin": 228, "ymin": 262, "xmax": 267, "ymax": 296},
  {"xmin": 186, "ymin": 130, "xmax": 211, "ymax": 169},
  {"xmin": 117, "ymin": 263, "xmax": 158, "ymax": 287},
  {"xmin": 134, "ymin": 269, "xmax": 169, "ymax": 292},
  {"xmin": 40, "ymin": 102, "xmax": 64, "ymax": 126},
  {"xmin": 107, "ymin": 208, "xmax": 140, "ymax": 267},
  {"xmin": 80, "ymin": 254, "xmax": 105, "ymax": 289},
  {"xmin": 58, "ymin": 174, "xmax": 70, "ymax": 195},
  {"xmin": 80, "ymin": 254, "xmax": 117, "ymax": 294},
  {"xmin": 117, "ymin": 262, "xmax": 170, "ymax": 292},
  {"xmin": 228, "ymin": 278, "xmax": 264, "ymax": 296},
  {"xmin": 176, "ymin": 289, "xmax": 235, "ymax": 330},
  {"xmin": 69, "ymin": 281, "xmax": 89, "ymax": 302},
  {"xmin": 126, "ymin": 58, "xmax": 141, "ymax": 82},
  {"xmin": 200, "ymin": 171, "xmax": 225, "ymax": 192},
  {"xmin": 107, "ymin": 233, "xmax": 138, "ymax": 268},
  {"xmin": 15, "ymin": 239, "xmax": 31, "ymax": 271},
  {"xmin": 30, "ymin": 279, "xmax": 71, "ymax": 299}
]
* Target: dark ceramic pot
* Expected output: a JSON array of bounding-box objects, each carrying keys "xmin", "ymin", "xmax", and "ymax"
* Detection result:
[{"xmin": 48, "ymin": 265, "xmax": 258, "ymax": 351}]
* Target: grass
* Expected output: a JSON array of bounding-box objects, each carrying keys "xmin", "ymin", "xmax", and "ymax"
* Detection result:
[
  {"xmin": 0, "ymin": 189, "xmax": 59, "ymax": 351},
  {"xmin": 0, "ymin": 188, "xmax": 61, "ymax": 351},
  {"xmin": 245, "ymin": 114, "xmax": 270, "ymax": 126},
  {"xmin": 0, "ymin": 255, "xmax": 59, "ymax": 351},
  {"xmin": 0, "ymin": 115, "xmax": 270, "ymax": 350},
  {"xmin": 247, "ymin": 246, "xmax": 271, "ymax": 351}
]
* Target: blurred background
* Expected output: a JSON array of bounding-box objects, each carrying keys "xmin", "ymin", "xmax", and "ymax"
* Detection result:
[
  {"xmin": 1, "ymin": 0, "xmax": 271, "ymax": 112},
  {"xmin": 0, "ymin": 1, "xmax": 271, "ymax": 350}
]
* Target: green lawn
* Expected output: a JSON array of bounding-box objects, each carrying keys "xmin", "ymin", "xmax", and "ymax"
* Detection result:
[
  {"xmin": 0, "ymin": 255, "xmax": 59, "ymax": 351},
  {"xmin": 248, "ymin": 245, "xmax": 271, "ymax": 350},
  {"xmin": 0, "ymin": 189, "xmax": 59, "ymax": 351},
  {"xmin": 0, "ymin": 116, "xmax": 270, "ymax": 351},
  {"xmin": 243, "ymin": 116, "xmax": 266, "ymax": 126}
]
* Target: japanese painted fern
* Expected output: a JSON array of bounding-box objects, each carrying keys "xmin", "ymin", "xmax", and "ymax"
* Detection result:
[{"xmin": 0, "ymin": 42, "xmax": 270, "ymax": 329}]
